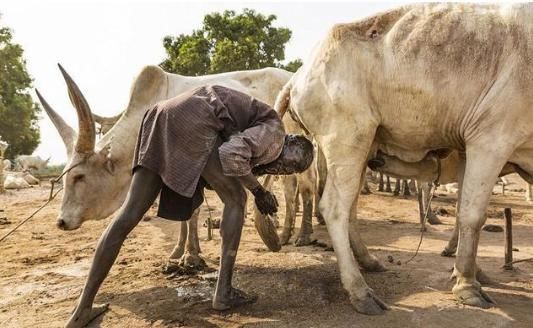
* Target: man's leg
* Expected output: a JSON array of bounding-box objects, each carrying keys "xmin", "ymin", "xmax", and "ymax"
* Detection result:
[
  {"xmin": 65, "ymin": 167, "xmax": 162, "ymax": 328},
  {"xmin": 200, "ymin": 145, "xmax": 253, "ymax": 310}
]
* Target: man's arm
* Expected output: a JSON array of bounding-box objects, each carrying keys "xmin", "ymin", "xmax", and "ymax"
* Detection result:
[
  {"xmin": 236, "ymin": 173, "xmax": 261, "ymax": 190},
  {"xmin": 236, "ymin": 173, "xmax": 278, "ymax": 216}
]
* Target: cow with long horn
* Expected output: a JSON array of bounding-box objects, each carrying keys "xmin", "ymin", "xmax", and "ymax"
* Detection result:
[
  {"xmin": 38, "ymin": 64, "xmax": 310, "ymax": 272},
  {"xmin": 37, "ymin": 64, "xmax": 294, "ymax": 233},
  {"xmin": 62, "ymin": 83, "xmax": 314, "ymax": 327}
]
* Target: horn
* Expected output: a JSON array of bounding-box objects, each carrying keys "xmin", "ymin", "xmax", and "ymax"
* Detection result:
[
  {"xmin": 58, "ymin": 63, "xmax": 96, "ymax": 154},
  {"xmin": 35, "ymin": 89, "xmax": 77, "ymax": 158}
]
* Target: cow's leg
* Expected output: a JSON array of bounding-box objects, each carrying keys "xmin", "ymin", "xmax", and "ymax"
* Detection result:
[
  {"xmin": 402, "ymin": 180, "xmax": 411, "ymax": 197},
  {"xmin": 419, "ymin": 181, "xmax": 441, "ymax": 227},
  {"xmin": 201, "ymin": 148, "xmax": 252, "ymax": 311},
  {"xmin": 385, "ymin": 175, "xmax": 392, "ymax": 193},
  {"xmin": 378, "ymin": 173, "xmax": 384, "ymax": 192},
  {"xmin": 65, "ymin": 168, "xmax": 162, "ymax": 328},
  {"xmin": 361, "ymin": 175, "xmax": 371, "ymax": 195},
  {"xmin": 168, "ymin": 219, "xmax": 190, "ymax": 260},
  {"xmin": 280, "ymin": 175, "xmax": 298, "ymax": 245},
  {"xmin": 442, "ymin": 160, "xmax": 466, "ymax": 257},
  {"xmin": 314, "ymin": 190, "xmax": 325, "ymax": 225},
  {"xmin": 314, "ymin": 147, "xmax": 327, "ymax": 225},
  {"xmin": 393, "ymin": 178, "xmax": 401, "ymax": 196},
  {"xmin": 178, "ymin": 210, "xmax": 206, "ymax": 270},
  {"xmin": 452, "ymin": 144, "xmax": 508, "ymax": 308},
  {"xmin": 417, "ymin": 181, "xmax": 427, "ymax": 232},
  {"xmin": 318, "ymin": 129, "xmax": 387, "ymax": 315},
  {"xmin": 526, "ymin": 183, "xmax": 533, "ymax": 203},
  {"xmin": 295, "ymin": 175, "xmax": 315, "ymax": 246}
]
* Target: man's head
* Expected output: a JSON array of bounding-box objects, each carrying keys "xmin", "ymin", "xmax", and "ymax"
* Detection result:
[{"xmin": 253, "ymin": 134, "xmax": 314, "ymax": 176}]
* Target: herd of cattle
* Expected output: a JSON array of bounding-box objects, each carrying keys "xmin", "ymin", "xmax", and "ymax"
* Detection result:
[
  {"xmin": 0, "ymin": 148, "xmax": 50, "ymax": 190},
  {"xmin": 2, "ymin": 2, "xmax": 532, "ymax": 319}
]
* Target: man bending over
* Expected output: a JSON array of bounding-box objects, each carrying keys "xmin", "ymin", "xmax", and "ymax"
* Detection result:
[{"xmin": 65, "ymin": 85, "xmax": 314, "ymax": 328}]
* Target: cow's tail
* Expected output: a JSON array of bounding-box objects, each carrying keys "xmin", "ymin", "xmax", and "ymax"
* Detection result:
[{"xmin": 274, "ymin": 79, "xmax": 292, "ymax": 119}]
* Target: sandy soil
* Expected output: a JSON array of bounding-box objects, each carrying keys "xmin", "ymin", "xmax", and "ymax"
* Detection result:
[{"xmin": 1, "ymin": 175, "xmax": 532, "ymax": 328}]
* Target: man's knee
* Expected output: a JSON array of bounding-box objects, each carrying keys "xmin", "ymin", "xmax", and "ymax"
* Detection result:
[{"xmin": 224, "ymin": 187, "xmax": 247, "ymax": 210}]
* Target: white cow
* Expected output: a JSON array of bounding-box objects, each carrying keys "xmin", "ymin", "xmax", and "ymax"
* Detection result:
[
  {"xmin": 37, "ymin": 64, "xmax": 292, "ymax": 267},
  {"xmin": 14, "ymin": 155, "xmax": 50, "ymax": 172},
  {"xmin": 3, "ymin": 159, "xmax": 12, "ymax": 171},
  {"xmin": 272, "ymin": 3, "xmax": 533, "ymax": 314}
]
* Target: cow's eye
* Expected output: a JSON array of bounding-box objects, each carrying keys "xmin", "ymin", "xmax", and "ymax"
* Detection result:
[{"xmin": 73, "ymin": 174, "xmax": 85, "ymax": 183}]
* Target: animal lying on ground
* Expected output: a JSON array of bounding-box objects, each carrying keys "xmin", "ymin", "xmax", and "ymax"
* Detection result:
[
  {"xmin": 3, "ymin": 159, "xmax": 12, "ymax": 171},
  {"xmin": 14, "ymin": 155, "xmax": 50, "ymax": 172},
  {"xmin": 271, "ymin": 3, "xmax": 533, "ymax": 314}
]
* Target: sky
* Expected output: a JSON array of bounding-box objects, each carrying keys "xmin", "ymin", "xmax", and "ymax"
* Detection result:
[{"xmin": 3, "ymin": 0, "xmax": 412, "ymax": 163}]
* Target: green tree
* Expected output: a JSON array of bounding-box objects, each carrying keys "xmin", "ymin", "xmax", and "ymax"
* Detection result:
[
  {"xmin": 161, "ymin": 9, "xmax": 302, "ymax": 75},
  {"xmin": 0, "ymin": 25, "xmax": 40, "ymax": 159}
]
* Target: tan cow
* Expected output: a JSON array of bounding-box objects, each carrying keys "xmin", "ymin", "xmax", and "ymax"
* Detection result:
[{"xmin": 271, "ymin": 3, "xmax": 533, "ymax": 314}]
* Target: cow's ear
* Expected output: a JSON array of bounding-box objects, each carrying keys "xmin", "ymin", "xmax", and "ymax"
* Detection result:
[{"xmin": 99, "ymin": 141, "xmax": 115, "ymax": 175}]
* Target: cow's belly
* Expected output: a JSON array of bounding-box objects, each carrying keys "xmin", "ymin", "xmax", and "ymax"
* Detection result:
[{"xmin": 374, "ymin": 121, "xmax": 458, "ymax": 163}]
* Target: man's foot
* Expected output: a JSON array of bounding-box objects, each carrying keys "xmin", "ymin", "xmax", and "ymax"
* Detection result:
[
  {"xmin": 65, "ymin": 304, "xmax": 109, "ymax": 328},
  {"xmin": 212, "ymin": 288, "xmax": 258, "ymax": 311}
]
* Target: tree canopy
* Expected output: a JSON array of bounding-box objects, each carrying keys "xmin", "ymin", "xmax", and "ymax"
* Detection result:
[
  {"xmin": 0, "ymin": 25, "xmax": 40, "ymax": 159},
  {"xmin": 161, "ymin": 9, "xmax": 302, "ymax": 75}
]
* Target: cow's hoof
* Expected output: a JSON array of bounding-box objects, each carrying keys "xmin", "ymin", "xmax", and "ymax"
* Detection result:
[
  {"xmin": 360, "ymin": 256, "xmax": 387, "ymax": 272},
  {"xmin": 351, "ymin": 289, "xmax": 388, "ymax": 315},
  {"xmin": 427, "ymin": 214, "xmax": 442, "ymax": 225},
  {"xmin": 279, "ymin": 229, "xmax": 292, "ymax": 245},
  {"xmin": 476, "ymin": 269, "xmax": 493, "ymax": 285},
  {"xmin": 212, "ymin": 288, "xmax": 258, "ymax": 311},
  {"xmin": 65, "ymin": 303, "xmax": 109, "ymax": 328},
  {"xmin": 440, "ymin": 248, "xmax": 456, "ymax": 257},
  {"xmin": 454, "ymin": 286, "xmax": 494, "ymax": 309},
  {"xmin": 165, "ymin": 254, "xmax": 206, "ymax": 275},
  {"xmin": 316, "ymin": 213, "xmax": 326, "ymax": 225},
  {"xmin": 294, "ymin": 234, "xmax": 313, "ymax": 247}
]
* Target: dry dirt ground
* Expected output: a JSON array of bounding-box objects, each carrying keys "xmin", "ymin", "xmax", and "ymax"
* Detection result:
[{"xmin": 1, "ymin": 175, "xmax": 532, "ymax": 328}]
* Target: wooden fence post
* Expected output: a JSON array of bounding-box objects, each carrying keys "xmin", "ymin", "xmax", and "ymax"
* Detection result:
[{"xmin": 504, "ymin": 207, "xmax": 513, "ymax": 270}]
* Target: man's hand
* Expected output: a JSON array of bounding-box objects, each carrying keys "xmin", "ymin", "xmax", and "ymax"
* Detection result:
[{"xmin": 251, "ymin": 186, "xmax": 278, "ymax": 216}]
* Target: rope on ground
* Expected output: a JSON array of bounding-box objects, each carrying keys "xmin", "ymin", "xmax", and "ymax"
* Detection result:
[
  {"xmin": 0, "ymin": 161, "xmax": 81, "ymax": 243},
  {"xmin": 0, "ymin": 186, "xmax": 63, "ymax": 243},
  {"xmin": 502, "ymin": 257, "xmax": 533, "ymax": 267}
]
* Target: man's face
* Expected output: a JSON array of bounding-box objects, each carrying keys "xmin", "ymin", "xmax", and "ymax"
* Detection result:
[{"xmin": 253, "ymin": 135, "xmax": 313, "ymax": 176}]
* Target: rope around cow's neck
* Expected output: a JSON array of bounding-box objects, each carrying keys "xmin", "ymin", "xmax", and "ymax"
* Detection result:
[{"xmin": 0, "ymin": 161, "xmax": 82, "ymax": 243}]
